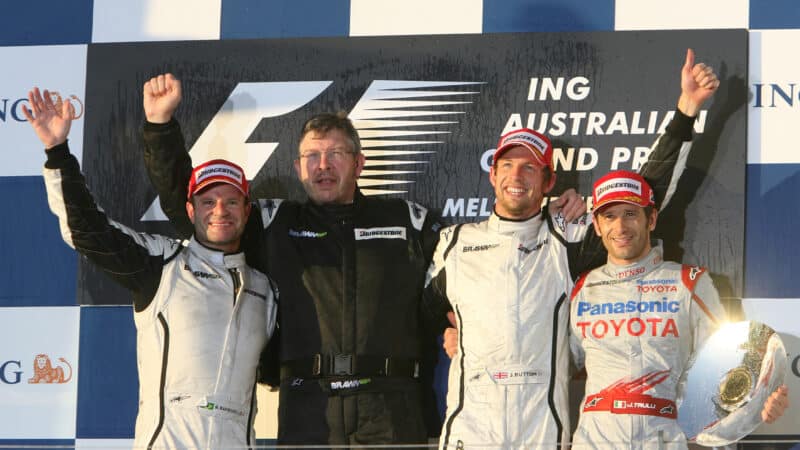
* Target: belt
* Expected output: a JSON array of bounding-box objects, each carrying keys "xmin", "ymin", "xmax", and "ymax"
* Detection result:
[
  {"xmin": 583, "ymin": 392, "xmax": 677, "ymax": 419},
  {"xmin": 281, "ymin": 354, "xmax": 419, "ymax": 379}
]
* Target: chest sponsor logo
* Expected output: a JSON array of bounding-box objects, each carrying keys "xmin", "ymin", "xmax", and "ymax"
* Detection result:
[
  {"xmin": 183, "ymin": 264, "xmax": 221, "ymax": 279},
  {"xmin": 199, "ymin": 401, "xmax": 245, "ymax": 416},
  {"xmin": 288, "ymin": 229, "xmax": 328, "ymax": 238},
  {"xmin": 462, "ymin": 243, "xmax": 500, "ymax": 253},
  {"xmin": 576, "ymin": 300, "xmax": 680, "ymax": 316},
  {"xmin": 575, "ymin": 316, "xmax": 679, "ymax": 338},
  {"xmin": 616, "ymin": 266, "xmax": 646, "ymax": 279},
  {"xmin": 518, "ymin": 239, "xmax": 548, "ymax": 254},
  {"xmin": 575, "ymin": 300, "xmax": 681, "ymax": 338},
  {"xmin": 585, "ymin": 278, "xmax": 628, "ymax": 288},
  {"xmin": 636, "ymin": 278, "xmax": 678, "ymax": 293},
  {"xmin": 354, "ymin": 227, "xmax": 407, "ymax": 240}
]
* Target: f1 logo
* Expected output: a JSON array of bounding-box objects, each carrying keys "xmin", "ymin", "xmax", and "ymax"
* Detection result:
[
  {"xmin": 141, "ymin": 81, "xmax": 331, "ymax": 220},
  {"xmin": 141, "ymin": 79, "xmax": 482, "ymax": 221}
]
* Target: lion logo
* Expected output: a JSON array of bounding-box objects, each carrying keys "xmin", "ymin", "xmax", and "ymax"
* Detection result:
[
  {"xmin": 47, "ymin": 91, "xmax": 84, "ymax": 120},
  {"xmin": 27, "ymin": 354, "xmax": 73, "ymax": 384}
]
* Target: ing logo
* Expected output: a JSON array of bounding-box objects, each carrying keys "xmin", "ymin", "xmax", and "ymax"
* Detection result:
[
  {"xmin": 27, "ymin": 354, "xmax": 73, "ymax": 384},
  {"xmin": 0, "ymin": 92, "xmax": 84, "ymax": 123},
  {"xmin": 751, "ymin": 83, "xmax": 800, "ymax": 108}
]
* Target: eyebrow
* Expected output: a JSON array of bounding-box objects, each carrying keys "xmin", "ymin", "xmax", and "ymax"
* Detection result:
[{"xmin": 300, "ymin": 146, "xmax": 351, "ymax": 152}]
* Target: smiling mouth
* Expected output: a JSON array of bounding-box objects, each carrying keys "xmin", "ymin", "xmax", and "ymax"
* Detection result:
[
  {"xmin": 611, "ymin": 236, "xmax": 632, "ymax": 246},
  {"xmin": 505, "ymin": 186, "xmax": 528, "ymax": 196}
]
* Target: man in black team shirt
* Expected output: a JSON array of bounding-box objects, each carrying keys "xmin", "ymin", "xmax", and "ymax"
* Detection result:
[{"xmin": 141, "ymin": 73, "xmax": 442, "ymax": 446}]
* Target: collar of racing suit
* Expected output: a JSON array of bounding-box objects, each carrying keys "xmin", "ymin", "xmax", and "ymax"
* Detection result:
[
  {"xmin": 188, "ymin": 236, "xmax": 247, "ymax": 270},
  {"xmin": 310, "ymin": 188, "xmax": 363, "ymax": 222},
  {"xmin": 601, "ymin": 239, "xmax": 664, "ymax": 281},
  {"xmin": 487, "ymin": 210, "xmax": 544, "ymax": 235}
]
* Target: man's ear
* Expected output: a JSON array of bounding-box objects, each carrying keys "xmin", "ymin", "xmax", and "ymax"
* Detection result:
[
  {"xmin": 543, "ymin": 171, "xmax": 557, "ymax": 194},
  {"xmin": 293, "ymin": 158, "xmax": 301, "ymax": 179},
  {"xmin": 489, "ymin": 166, "xmax": 497, "ymax": 188},
  {"xmin": 648, "ymin": 208, "xmax": 658, "ymax": 231},
  {"xmin": 243, "ymin": 200, "xmax": 252, "ymax": 220},
  {"xmin": 354, "ymin": 152, "xmax": 366, "ymax": 177},
  {"xmin": 186, "ymin": 200, "xmax": 196, "ymax": 224}
]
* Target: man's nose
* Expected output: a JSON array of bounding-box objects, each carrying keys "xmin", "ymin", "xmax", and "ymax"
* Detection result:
[
  {"xmin": 609, "ymin": 217, "xmax": 625, "ymax": 230},
  {"xmin": 213, "ymin": 200, "xmax": 228, "ymax": 215},
  {"xmin": 317, "ymin": 152, "xmax": 332, "ymax": 169}
]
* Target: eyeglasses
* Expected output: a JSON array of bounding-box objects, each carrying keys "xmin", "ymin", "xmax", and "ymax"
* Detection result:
[{"xmin": 299, "ymin": 150, "xmax": 354, "ymax": 163}]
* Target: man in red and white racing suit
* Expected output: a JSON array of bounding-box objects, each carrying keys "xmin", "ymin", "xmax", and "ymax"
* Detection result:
[
  {"xmin": 426, "ymin": 49, "xmax": 720, "ymax": 449},
  {"xmin": 569, "ymin": 171, "xmax": 788, "ymax": 449},
  {"xmin": 570, "ymin": 241, "xmax": 723, "ymax": 447}
]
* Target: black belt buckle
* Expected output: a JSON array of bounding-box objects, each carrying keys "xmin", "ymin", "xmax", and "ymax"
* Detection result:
[{"xmin": 332, "ymin": 354, "xmax": 353, "ymax": 375}]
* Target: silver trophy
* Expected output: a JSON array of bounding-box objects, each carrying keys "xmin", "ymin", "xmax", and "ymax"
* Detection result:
[{"xmin": 678, "ymin": 321, "xmax": 787, "ymax": 446}]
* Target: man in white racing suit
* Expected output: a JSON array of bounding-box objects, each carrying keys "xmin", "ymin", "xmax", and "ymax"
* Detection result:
[
  {"xmin": 569, "ymin": 170, "xmax": 788, "ymax": 449},
  {"xmin": 24, "ymin": 87, "xmax": 277, "ymax": 450},
  {"xmin": 424, "ymin": 49, "xmax": 720, "ymax": 449}
]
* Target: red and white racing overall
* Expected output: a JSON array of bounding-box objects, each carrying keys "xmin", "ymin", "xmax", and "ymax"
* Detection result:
[{"xmin": 570, "ymin": 243, "xmax": 724, "ymax": 449}]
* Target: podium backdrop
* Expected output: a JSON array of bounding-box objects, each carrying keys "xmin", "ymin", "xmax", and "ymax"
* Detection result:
[{"xmin": 1, "ymin": 1, "xmax": 799, "ymax": 447}]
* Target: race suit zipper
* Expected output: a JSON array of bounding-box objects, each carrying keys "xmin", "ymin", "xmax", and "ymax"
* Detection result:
[
  {"xmin": 341, "ymin": 219, "xmax": 356, "ymax": 358},
  {"xmin": 147, "ymin": 313, "xmax": 170, "ymax": 450},
  {"xmin": 246, "ymin": 379, "xmax": 257, "ymax": 450},
  {"xmin": 230, "ymin": 268, "xmax": 241, "ymax": 305},
  {"xmin": 442, "ymin": 306, "xmax": 466, "ymax": 449}
]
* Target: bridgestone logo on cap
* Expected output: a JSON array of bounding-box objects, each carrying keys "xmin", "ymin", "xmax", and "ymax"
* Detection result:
[
  {"xmin": 501, "ymin": 131, "xmax": 548, "ymax": 158},
  {"xmin": 196, "ymin": 164, "xmax": 244, "ymax": 184},
  {"xmin": 595, "ymin": 178, "xmax": 643, "ymax": 199}
]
